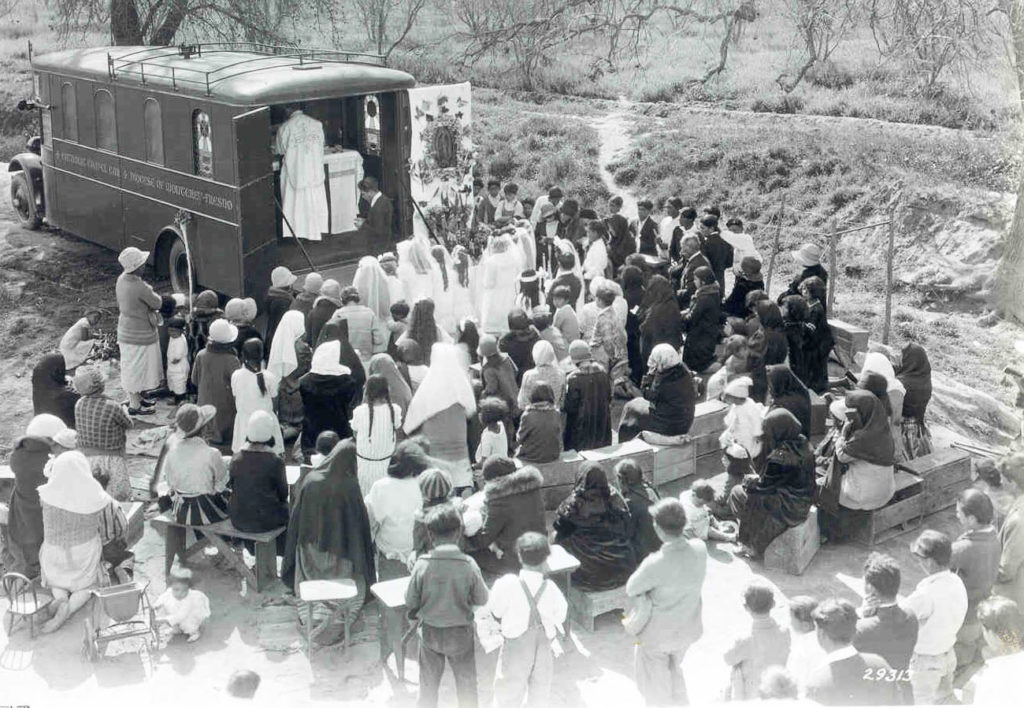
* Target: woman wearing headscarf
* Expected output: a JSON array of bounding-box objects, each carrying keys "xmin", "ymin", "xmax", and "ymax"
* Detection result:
[
  {"xmin": 231, "ymin": 339, "xmax": 283, "ymax": 455},
  {"xmin": 860, "ymin": 351, "xmax": 909, "ymax": 462},
  {"xmin": 396, "ymin": 298, "xmax": 452, "ymax": 364},
  {"xmin": 281, "ymin": 439, "xmax": 376, "ymax": 619},
  {"xmin": 315, "ymin": 318, "xmax": 367, "ymax": 394},
  {"xmin": 749, "ymin": 301, "xmax": 788, "ymax": 366},
  {"xmin": 817, "ymin": 384, "xmax": 896, "ymax": 542},
  {"xmin": 727, "ymin": 409, "xmax": 816, "ymax": 559},
  {"xmin": 6, "ymin": 415, "xmax": 75, "ymax": 577},
  {"xmin": 404, "ymin": 343, "xmax": 476, "ymax": 490},
  {"xmin": 781, "ymin": 295, "xmax": 812, "ymax": 387},
  {"xmin": 267, "ymin": 310, "xmax": 312, "ymax": 438},
  {"xmin": 616, "ymin": 458, "xmax": 662, "ymax": 560},
  {"xmin": 681, "ymin": 266, "xmax": 721, "ymax": 374},
  {"xmin": 263, "ymin": 266, "xmax": 297, "ymax": 361},
  {"xmin": 619, "ymin": 344, "xmax": 697, "ymax": 443},
  {"xmin": 32, "ymin": 353, "xmax": 79, "ymax": 428},
  {"xmin": 638, "ymin": 275, "xmax": 684, "ymax": 368},
  {"xmin": 228, "ymin": 410, "xmax": 289, "ymax": 554},
  {"xmin": 800, "ymin": 276, "xmax": 833, "ymax": 394},
  {"xmin": 307, "ymin": 279, "xmax": 343, "ymax": 347},
  {"xmin": 191, "ymin": 319, "xmax": 241, "ymax": 446},
  {"xmin": 73, "ymin": 366, "xmax": 133, "ymax": 501},
  {"xmin": 517, "ymin": 339, "xmax": 566, "ymax": 411},
  {"xmin": 37, "ymin": 451, "xmax": 127, "ymax": 633},
  {"xmin": 766, "ymin": 364, "xmax": 812, "ymax": 438},
  {"xmin": 480, "ymin": 234, "xmax": 523, "ymax": 336},
  {"xmin": 353, "ymin": 255, "xmax": 392, "ymax": 323},
  {"xmin": 896, "ymin": 342, "xmax": 934, "ymax": 459},
  {"xmin": 620, "ymin": 264, "xmax": 646, "ymax": 384},
  {"xmin": 553, "ymin": 463, "xmax": 638, "ymax": 590},
  {"xmin": 115, "ymin": 246, "xmax": 164, "ymax": 414},
  {"xmin": 367, "ymin": 353, "xmax": 413, "ymax": 415},
  {"xmin": 299, "ymin": 340, "xmax": 361, "ymax": 459}
]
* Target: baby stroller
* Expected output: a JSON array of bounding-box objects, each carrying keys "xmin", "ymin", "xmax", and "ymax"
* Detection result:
[{"xmin": 82, "ymin": 581, "xmax": 158, "ymax": 662}]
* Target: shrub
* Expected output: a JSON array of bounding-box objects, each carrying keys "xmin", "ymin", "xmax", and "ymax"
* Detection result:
[
  {"xmin": 808, "ymin": 61, "xmax": 855, "ymax": 90},
  {"xmin": 751, "ymin": 94, "xmax": 804, "ymax": 115}
]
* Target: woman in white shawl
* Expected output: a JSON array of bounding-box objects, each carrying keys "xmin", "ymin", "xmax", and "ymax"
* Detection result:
[
  {"xmin": 397, "ymin": 234, "xmax": 437, "ymax": 305},
  {"xmin": 353, "ymin": 256, "xmax": 392, "ymax": 323},
  {"xmin": 403, "ymin": 343, "xmax": 477, "ymax": 491},
  {"xmin": 38, "ymin": 451, "xmax": 127, "ymax": 633},
  {"xmin": 267, "ymin": 310, "xmax": 312, "ymax": 435},
  {"xmin": 479, "ymin": 234, "xmax": 523, "ymax": 336},
  {"xmin": 860, "ymin": 351, "xmax": 909, "ymax": 462}
]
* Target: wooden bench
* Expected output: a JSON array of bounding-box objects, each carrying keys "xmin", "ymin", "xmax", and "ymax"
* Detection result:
[
  {"xmin": 852, "ymin": 471, "xmax": 924, "ymax": 546},
  {"xmin": 829, "ymin": 319, "xmax": 869, "ymax": 369},
  {"xmin": 150, "ymin": 513, "xmax": 285, "ymax": 592},
  {"xmin": 568, "ymin": 584, "xmax": 629, "ymax": 633},
  {"xmin": 898, "ymin": 448, "xmax": 973, "ymax": 504},
  {"xmin": 647, "ymin": 400, "xmax": 730, "ymax": 486},
  {"xmin": 370, "ymin": 575, "xmax": 412, "ymax": 680},
  {"xmin": 764, "ymin": 506, "xmax": 820, "ymax": 576}
]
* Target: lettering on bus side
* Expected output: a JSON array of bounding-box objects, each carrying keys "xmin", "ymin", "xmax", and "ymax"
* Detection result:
[{"xmin": 52, "ymin": 141, "xmax": 237, "ymax": 222}]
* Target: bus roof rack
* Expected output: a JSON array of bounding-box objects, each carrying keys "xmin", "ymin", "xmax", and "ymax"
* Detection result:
[{"xmin": 107, "ymin": 43, "xmax": 386, "ymax": 95}]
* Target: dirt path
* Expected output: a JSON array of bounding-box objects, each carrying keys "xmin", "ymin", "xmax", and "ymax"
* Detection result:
[{"xmin": 592, "ymin": 100, "xmax": 640, "ymax": 220}]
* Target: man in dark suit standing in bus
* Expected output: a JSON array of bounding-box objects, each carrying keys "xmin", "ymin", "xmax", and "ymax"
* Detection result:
[{"xmin": 356, "ymin": 176, "xmax": 394, "ymax": 245}]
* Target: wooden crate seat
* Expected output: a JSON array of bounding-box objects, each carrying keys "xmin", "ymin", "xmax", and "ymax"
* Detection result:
[
  {"xmin": 568, "ymin": 584, "xmax": 629, "ymax": 633},
  {"xmin": 764, "ymin": 506, "xmax": 820, "ymax": 576}
]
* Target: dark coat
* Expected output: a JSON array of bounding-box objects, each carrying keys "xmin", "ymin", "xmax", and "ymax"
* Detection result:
[
  {"xmin": 228, "ymin": 449, "xmax": 289, "ymax": 532},
  {"xmin": 642, "ymin": 364, "xmax": 696, "ymax": 436},
  {"xmin": 701, "ymin": 232, "xmax": 733, "ymax": 291},
  {"xmin": 535, "ymin": 220, "xmax": 559, "ymax": 272},
  {"xmin": 481, "ymin": 353, "xmax": 520, "ymax": 415},
  {"xmin": 467, "ymin": 467, "xmax": 547, "ymax": 574},
  {"xmin": 515, "ymin": 403, "xmax": 563, "ymax": 464},
  {"xmin": 31, "ymin": 354, "xmax": 79, "ymax": 428},
  {"xmin": 233, "ymin": 324, "xmax": 263, "ymax": 359},
  {"xmin": 675, "ymin": 252, "xmax": 711, "ymax": 305},
  {"xmin": 784, "ymin": 321, "xmax": 811, "ymax": 386},
  {"xmin": 263, "ymin": 287, "xmax": 294, "ymax": 360},
  {"xmin": 724, "ymin": 276, "xmax": 763, "ymax": 319},
  {"xmin": 498, "ymin": 328, "xmax": 541, "ymax": 385},
  {"xmin": 804, "ymin": 301, "xmax": 834, "ymax": 393},
  {"xmin": 622, "ymin": 482, "xmax": 662, "ymax": 561},
  {"xmin": 546, "ymin": 272, "xmax": 583, "ymax": 310},
  {"xmin": 636, "ymin": 217, "xmax": 659, "ymax": 257},
  {"xmin": 606, "ymin": 213, "xmax": 635, "ymax": 272},
  {"xmin": 855, "ymin": 604, "xmax": 918, "ymax": 673},
  {"xmin": 564, "ymin": 360, "xmax": 613, "ymax": 451},
  {"xmin": 290, "ymin": 291, "xmax": 317, "ymax": 318},
  {"xmin": 779, "ymin": 263, "xmax": 829, "ymax": 303},
  {"xmin": 191, "ymin": 342, "xmax": 241, "ymax": 444},
  {"xmin": 805, "ymin": 652, "xmax": 896, "ymax": 706},
  {"xmin": 359, "ymin": 193, "xmax": 394, "ymax": 245},
  {"xmin": 639, "ymin": 301, "xmax": 684, "ymax": 367},
  {"xmin": 6, "ymin": 436, "xmax": 51, "ymax": 576},
  {"xmin": 306, "ymin": 298, "xmax": 340, "ymax": 348},
  {"xmin": 682, "ymin": 283, "xmax": 721, "ymax": 373},
  {"xmin": 299, "ymin": 371, "xmax": 360, "ymax": 452}
]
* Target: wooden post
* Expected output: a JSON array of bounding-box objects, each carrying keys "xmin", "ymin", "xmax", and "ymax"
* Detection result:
[
  {"xmin": 882, "ymin": 197, "xmax": 899, "ymax": 345},
  {"xmin": 764, "ymin": 195, "xmax": 787, "ymax": 295},
  {"xmin": 827, "ymin": 224, "xmax": 837, "ymax": 316}
]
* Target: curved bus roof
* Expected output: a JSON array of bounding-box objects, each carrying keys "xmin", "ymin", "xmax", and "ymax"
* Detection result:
[{"xmin": 32, "ymin": 44, "xmax": 417, "ymax": 106}]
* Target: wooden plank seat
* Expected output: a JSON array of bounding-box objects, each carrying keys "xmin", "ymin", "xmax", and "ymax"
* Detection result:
[
  {"xmin": 764, "ymin": 506, "xmax": 820, "ymax": 576},
  {"xmin": 568, "ymin": 584, "xmax": 629, "ymax": 633},
  {"xmin": 150, "ymin": 513, "xmax": 284, "ymax": 592},
  {"xmin": 852, "ymin": 471, "xmax": 925, "ymax": 546},
  {"xmin": 299, "ymin": 579, "xmax": 358, "ymax": 654}
]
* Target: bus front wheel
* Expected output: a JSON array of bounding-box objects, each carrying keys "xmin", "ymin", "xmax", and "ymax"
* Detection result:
[
  {"xmin": 10, "ymin": 172, "xmax": 42, "ymax": 230},
  {"xmin": 167, "ymin": 237, "xmax": 195, "ymax": 294}
]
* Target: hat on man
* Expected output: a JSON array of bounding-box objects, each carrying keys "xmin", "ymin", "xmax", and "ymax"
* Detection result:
[
  {"xmin": 175, "ymin": 403, "xmax": 217, "ymax": 437},
  {"xmin": 73, "ymin": 365, "xmax": 105, "ymax": 396},
  {"xmin": 726, "ymin": 217, "xmax": 743, "ymax": 228},
  {"xmin": 792, "ymin": 243, "xmax": 822, "ymax": 267},
  {"xmin": 478, "ymin": 334, "xmax": 499, "ymax": 358},
  {"xmin": 301, "ymin": 272, "xmax": 323, "ymax": 295},
  {"xmin": 723, "ymin": 376, "xmax": 753, "ymax": 399},
  {"xmin": 507, "ymin": 309, "xmax": 531, "ymax": 332},
  {"xmin": 118, "ymin": 247, "xmax": 149, "ymax": 273},
  {"xmin": 569, "ymin": 340, "xmax": 592, "ymax": 364},
  {"xmin": 271, "ymin": 266, "xmax": 297, "ymax": 289},
  {"xmin": 246, "ymin": 410, "xmax": 278, "ymax": 445},
  {"xmin": 740, "ymin": 257, "xmax": 763, "ymax": 280},
  {"xmin": 209, "ymin": 318, "xmax": 239, "ymax": 344}
]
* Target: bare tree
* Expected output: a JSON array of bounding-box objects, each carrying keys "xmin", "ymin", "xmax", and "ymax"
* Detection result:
[
  {"xmin": 776, "ymin": 0, "xmax": 858, "ymax": 92},
  {"xmin": 867, "ymin": 0, "xmax": 988, "ymax": 89},
  {"xmin": 449, "ymin": 0, "xmax": 758, "ymax": 90},
  {"xmin": 352, "ymin": 0, "xmax": 430, "ymax": 62}
]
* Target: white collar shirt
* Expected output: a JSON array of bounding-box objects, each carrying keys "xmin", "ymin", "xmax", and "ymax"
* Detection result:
[
  {"xmin": 486, "ymin": 568, "xmax": 568, "ymax": 640},
  {"xmin": 904, "ymin": 569, "xmax": 968, "ymax": 655}
]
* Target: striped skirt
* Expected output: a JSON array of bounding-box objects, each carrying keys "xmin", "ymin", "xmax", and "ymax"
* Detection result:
[{"xmin": 170, "ymin": 492, "xmax": 230, "ymax": 527}]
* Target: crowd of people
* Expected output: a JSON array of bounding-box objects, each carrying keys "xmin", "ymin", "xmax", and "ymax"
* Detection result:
[{"xmin": 5, "ymin": 181, "xmax": 1024, "ymax": 706}]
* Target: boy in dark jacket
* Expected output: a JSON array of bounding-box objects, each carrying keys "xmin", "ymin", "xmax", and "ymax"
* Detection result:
[
  {"xmin": 406, "ymin": 505, "xmax": 489, "ymax": 708},
  {"xmin": 479, "ymin": 335, "xmax": 520, "ymax": 417},
  {"xmin": 724, "ymin": 257, "xmax": 764, "ymax": 319},
  {"xmin": 515, "ymin": 384, "xmax": 563, "ymax": 464},
  {"xmin": 466, "ymin": 457, "xmax": 546, "ymax": 576},
  {"xmin": 498, "ymin": 309, "xmax": 541, "ymax": 385}
]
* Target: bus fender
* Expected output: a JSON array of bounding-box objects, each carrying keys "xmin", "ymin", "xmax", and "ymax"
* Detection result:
[{"xmin": 8, "ymin": 153, "xmax": 45, "ymax": 217}]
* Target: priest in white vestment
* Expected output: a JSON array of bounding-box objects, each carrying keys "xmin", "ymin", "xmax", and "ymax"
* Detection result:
[{"xmin": 276, "ymin": 107, "xmax": 328, "ymax": 241}]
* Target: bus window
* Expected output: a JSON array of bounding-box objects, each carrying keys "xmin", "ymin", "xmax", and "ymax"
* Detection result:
[
  {"xmin": 95, "ymin": 89, "xmax": 117, "ymax": 152},
  {"xmin": 61, "ymin": 82, "xmax": 78, "ymax": 142},
  {"xmin": 144, "ymin": 98, "xmax": 164, "ymax": 165},
  {"xmin": 193, "ymin": 109, "xmax": 214, "ymax": 178},
  {"xmin": 363, "ymin": 95, "xmax": 381, "ymax": 155}
]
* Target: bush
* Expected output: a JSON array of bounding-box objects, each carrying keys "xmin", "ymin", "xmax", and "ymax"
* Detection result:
[
  {"xmin": 751, "ymin": 94, "xmax": 804, "ymax": 115},
  {"xmin": 808, "ymin": 62, "xmax": 855, "ymax": 90}
]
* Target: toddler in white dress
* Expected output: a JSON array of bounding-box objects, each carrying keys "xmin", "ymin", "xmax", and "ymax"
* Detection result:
[{"xmin": 154, "ymin": 567, "xmax": 211, "ymax": 642}]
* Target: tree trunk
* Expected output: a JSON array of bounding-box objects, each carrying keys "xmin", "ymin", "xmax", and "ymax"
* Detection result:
[
  {"xmin": 997, "ymin": 171, "xmax": 1024, "ymax": 323},
  {"xmin": 1010, "ymin": 0, "xmax": 1024, "ymax": 115},
  {"xmin": 150, "ymin": 0, "xmax": 190, "ymax": 46},
  {"xmin": 110, "ymin": 0, "xmax": 144, "ymax": 45}
]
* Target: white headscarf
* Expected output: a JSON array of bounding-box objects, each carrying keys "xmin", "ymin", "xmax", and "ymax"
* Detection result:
[
  {"xmin": 268, "ymin": 310, "xmax": 306, "ymax": 380},
  {"xmin": 862, "ymin": 352, "xmax": 906, "ymax": 395},
  {"xmin": 26, "ymin": 413, "xmax": 67, "ymax": 440},
  {"xmin": 403, "ymin": 343, "xmax": 477, "ymax": 433},
  {"xmin": 37, "ymin": 450, "xmax": 112, "ymax": 514},
  {"xmin": 310, "ymin": 341, "xmax": 352, "ymax": 377},
  {"xmin": 532, "ymin": 339, "xmax": 557, "ymax": 368},
  {"xmin": 407, "ymin": 234, "xmax": 435, "ymax": 275},
  {"xmin": 353, "ymin": 255, "xmax": 392, "ymax": 321},
  {"xmin": 648, "ymin": 343, "xmax": 682, "ymax": 373}
]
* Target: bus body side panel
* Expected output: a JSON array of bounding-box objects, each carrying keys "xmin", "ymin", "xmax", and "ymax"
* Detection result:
[
  {"xmin": 116, "ymin": 85, "xmax": 146, "ymax": 162},
  {"xmin": 162, "ymin": 95, "xmax": 195, "ymax": 175},
  {"xmin": 40, "ymin": 73, "xmax": 60, "ymax": 229},
  {"xmin": 192, "ymin": 217, "xmax": 243, "ymax": 295},
  {"xmin": 233, "ymin": 106, "xmax": 275, "ymax": 299},
  {"xmin": 123, "ymin": 191, "xmax": 177, "ymax": 250},
  {"xmin": 49, "ymin": 140, "xmax": 122, "ymax": 250}
]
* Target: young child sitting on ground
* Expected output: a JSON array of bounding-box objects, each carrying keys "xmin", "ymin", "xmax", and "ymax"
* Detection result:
[
  {"xmin": 59, "ymin": 308, "xmax": 102, "ymax": 372},
  {"xmin": 485, "ymin": 532, "xmax": 568, "ymax": 706},
  {"xmin": 723, "ymin": 580, "xmax": 791, "ymax": 701},
  {"xmin": 406, "ymin": 505, "xmax": 489, "ymax": 708},
  {"xmin": 154, "ymin": 567, "xmax": 212, "ymax": 643},
  {"xmin": 166, "ymin": 316, "xmax": 190, "ymax": 404},
  {"xmin": 476, "ymin": 397, "xmax": 510, "ymax": 470},
  {"xmin": 680, "ymin": 479, "xmax": 737, "ymax": 543}
]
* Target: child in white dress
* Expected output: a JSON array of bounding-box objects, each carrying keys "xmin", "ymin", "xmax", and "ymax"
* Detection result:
[
  {"xmin": 154, "ymin": 567, "xmax": 210, "ymax": 642},
  {"xmin": 476, "ymin": 397, "xmax": 509, "ymax": 465},
  {"xmin": 165, "ymin": 317, "xmax": 190, "ymax": 404}
]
